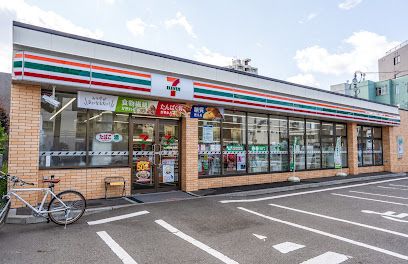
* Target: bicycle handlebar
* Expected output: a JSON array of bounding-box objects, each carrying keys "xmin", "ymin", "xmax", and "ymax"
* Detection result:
[{"xmin": 0, "ymin": 171, "xmax": 35, "ymax": 186}]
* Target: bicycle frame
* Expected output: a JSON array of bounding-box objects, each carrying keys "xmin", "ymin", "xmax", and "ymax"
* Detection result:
[{"xmin": 6, "ymin": 187, "xmax": 69, "ymax": 217}]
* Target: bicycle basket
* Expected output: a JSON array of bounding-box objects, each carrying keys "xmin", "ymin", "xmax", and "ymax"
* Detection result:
[{"xmin": 0, "ymin": 197, "xmax": 11, "ymax": 229}]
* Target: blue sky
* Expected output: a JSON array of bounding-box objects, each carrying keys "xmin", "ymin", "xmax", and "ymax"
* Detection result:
[{"xmin": 0, "ymin": 0, "xmax": 407, "ymax": 90}]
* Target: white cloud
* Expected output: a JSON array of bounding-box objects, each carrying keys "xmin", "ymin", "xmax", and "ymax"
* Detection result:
[
  {"xmin": 191, "ymin": 46, "xmax": 232, "ymax": 66},
  {"xmin": 287, "ymin": 73, "xmax": 320, "ymax": 87},
  {"xmin": 165, "ymin": 12, "xmax": 197, "ymax": 39},
  {"xmin": 0, "ymin": 0, "xmax": 103, "ymax": 38},
  {"xmin": 126, "ymin": 18, "xmax": 147, "ymax": 37},
  {"xmin": 0, "ymin": 42, "xmax": 12, "ymax": 73},
  {"xmin": 338, "ymin": 0, "xmax": 362, "ymax": 10},
  {"xmin": 299, "ymin": 12, "xmax": 317, "ymax": 24},
  {"xmin": 103, "ymin": 0, "xmax": 116, "ymax": 4},
  {"xmin": 293, "ymin": 31, "xmax": 399, "ymax": 76}
]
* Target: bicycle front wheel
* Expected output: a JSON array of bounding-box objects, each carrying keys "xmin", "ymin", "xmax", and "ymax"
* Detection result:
[{"xmin": 48, "ymin": 190, "xmax": 86, "ymax": 225}]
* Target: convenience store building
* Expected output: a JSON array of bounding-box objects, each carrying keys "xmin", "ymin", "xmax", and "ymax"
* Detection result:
[{"xmin": 8, "ymin": 22, "xmax": 408, "ymax": 204}]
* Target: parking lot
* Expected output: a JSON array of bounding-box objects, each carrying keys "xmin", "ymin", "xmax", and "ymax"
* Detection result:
[{"xmin": 1, "ymin": 176, "xmax": 408, "ymax": 264}]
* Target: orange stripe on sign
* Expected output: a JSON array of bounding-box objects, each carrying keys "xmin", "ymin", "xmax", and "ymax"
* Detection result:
[
  {"xmin": 93, "ymin": 65, "xmax": 151, "ymax": 79},
  {"xmin": 24, "ymin": 54, "xmax": 90, "ymax": 69},
  {"xmin": 15, "ymin": 53, "xmax": 23, "ymax": 59},
  {"xmin": 194, "ymin": 82, "xmax": 235, "ymax": 92},
  {"xmin": 167, "ymin": 77, "xmax": 177, "ymax": 82}
]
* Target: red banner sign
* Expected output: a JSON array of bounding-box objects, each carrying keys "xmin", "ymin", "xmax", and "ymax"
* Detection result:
[{"xmin": 155, "ymin": 102, "xmax": 191, "ymax": 117}]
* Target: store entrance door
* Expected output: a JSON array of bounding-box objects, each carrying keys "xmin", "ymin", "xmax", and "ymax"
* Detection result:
[{"xmin": 131, "ymin": 118, "xmax": 180, "ymax": 194}]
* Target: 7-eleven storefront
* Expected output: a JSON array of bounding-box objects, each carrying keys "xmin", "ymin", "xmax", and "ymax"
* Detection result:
[{"xmin": 8, "ymin": 22, "xmax": 408, "ymax": 206}]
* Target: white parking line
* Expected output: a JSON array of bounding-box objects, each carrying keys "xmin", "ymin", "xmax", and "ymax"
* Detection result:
[
  {"xmin": 88, "ymin": 211, "xmax": 149, "ymax": 225},
  {"xmin": 349, "ymin": 190, "xmax": 408, "ymax": 200},
  {"xmin": 97, "ymin": 231, "xmax": 138, "ymax": 264},
  {"xmin": 219, "ymin": 177, "xmax": 408, "ymax": 203},
  {"xmin": 238, "ymin": 207, "xmax": 408, "ymax": 261},
  {"xmin": 269, "ymin": 203, "xmax": 408, "ymax": 238},
  {"xmin": 155, "ymin": 219, "xmax": 239, "ymax": 264},
  {"xmin": 378, "ymin": 186, "xmax": 408, "ymax": 191},
  {"xmin": 273, "ymin": 242, "xmax": 305, "ymax": 254},
  {"xmin": 389, "ymin": 184, "xmax": 408, "ymax": 188},
  {"xmin": 332, "ymin": 193, "xmax": 408, "ymax": 206},
  {"xmin": 300, "ymin": 251, "xmax": 350, "ymax": 264}
]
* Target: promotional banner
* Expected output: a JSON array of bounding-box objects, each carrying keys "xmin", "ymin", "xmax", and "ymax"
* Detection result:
[
  {"xmin": 334, "ymin": 136, "xmax": 342, "ymax": 169},
  {"xmin": 202, "ymin": 125, "xmax": 214, "ymax": 143},
  {"xmin": 78, "ymin": 91, "xmax": 190, "ymax": 117},
  {"xmin": 162, "ymin": 160, "xmax": 175, "ymax": 183},
  {"xmin": 135, "ymin": 160, "xmax": 151, "ymax": 183},
  {"xmin": 190, "ymin": 105, "xmax": 224, "ymax": 120},
  {"xmin": 290, "ymin": 137, "xmax": 298, "ymax": 171}
]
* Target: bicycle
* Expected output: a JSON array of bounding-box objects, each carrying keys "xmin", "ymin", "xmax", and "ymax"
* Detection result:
[{"xmin": 0, "ymin": 171, "xmax": 86, "ymax": 229}]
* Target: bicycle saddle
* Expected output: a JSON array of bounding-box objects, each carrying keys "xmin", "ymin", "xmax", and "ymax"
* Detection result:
[{"xmin": 43, "ymin": 179, "xmax": 60, "ymax": 183}]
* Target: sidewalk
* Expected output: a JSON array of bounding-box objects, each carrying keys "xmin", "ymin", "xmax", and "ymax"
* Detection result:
[
  {"xmin": 192, "ymin": 171, "xmax": 407, "ymax": 197},
  {"xmin": 7, "ymin": 171, "xmax": 407, "ymax": 224}
]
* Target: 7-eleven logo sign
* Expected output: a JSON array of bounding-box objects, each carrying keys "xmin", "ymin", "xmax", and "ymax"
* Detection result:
[{"xmin": 166, "ymin": 77, "xmax": 181, "ymax": 97}]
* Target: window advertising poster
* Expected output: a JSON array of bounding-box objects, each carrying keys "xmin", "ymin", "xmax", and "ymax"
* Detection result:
[
  {"xmin": 237, "ymin": 152, "xmax": 246, "ymax": 171},
  {"xmin": 190, "ymin": 105, "xmax": 224, "ymax": 120},
  {"xmin": 162, "ymin": 159, "xmax": 175, "ymax": 183},
  {"xmin": 397, "ymin": 136, "xmax": 404, "ymax": 159},
  {"xmin": 202, "ymin": 125, "xmax": 214, "ymax": 143},
  {"xmin": 135, "ymin": 159, "xmax": 151, "ymax": 183}
]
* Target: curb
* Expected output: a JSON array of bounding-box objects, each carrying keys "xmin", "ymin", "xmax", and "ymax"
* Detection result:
[
  {"xmin": 6, "ymin": 203, "xmax": 137, "ymax": 225},
  {"xmin": 216, "ymin": 172, "xmax": 407, "ymax": 197},
  {"xmin": 6, "ymin": 172, "xmax": 407, "ymax": 224}
]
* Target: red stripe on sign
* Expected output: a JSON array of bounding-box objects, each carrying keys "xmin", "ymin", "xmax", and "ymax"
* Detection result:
[
  {"xmin": 193, "ymin": 94, "xmax": 234, "ymax": 103},
  {"xmin": 24, "ymin": 71, "xmax": 90, "ymax": 84},
  {"xmin": 91, "ymin": 81, "xmax": 151, "ymax": 92},
  {"xmin": 14, "ymin": 71, "xmax": 22, "ymax": 76}
]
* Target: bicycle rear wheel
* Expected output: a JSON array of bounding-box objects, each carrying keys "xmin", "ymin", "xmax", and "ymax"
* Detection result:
[
  {"xmin": 0, "ymin": 198, "xmax": 11, "ymax": 229},
  {"xmin": 48, "ymin": 190, "xmax": 86, "ymax": 225}
]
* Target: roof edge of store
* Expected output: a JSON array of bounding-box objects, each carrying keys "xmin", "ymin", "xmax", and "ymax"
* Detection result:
[{"xmin": 11, "ymin": 21, "xmax": 399, "ymax": 115}]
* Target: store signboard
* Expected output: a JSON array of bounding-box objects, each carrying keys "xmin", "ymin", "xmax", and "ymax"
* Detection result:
[
  {"xmin": 78, "ymin": 91, "xmax": 190, "ymax": 117},
  {"xmin": 190, "ymin": 105, "xmax": 224, "ymax": 120},
  {"xmin": 151, "ymin": 75, "xmax": 194, "ymax": 100},
  {"xmin": 78, "ymin": 91, "xmax": 118, "ymax": 111},
  {"xmin": 156, "ymin": 102, "xmax": 192, "ymax": 117}
]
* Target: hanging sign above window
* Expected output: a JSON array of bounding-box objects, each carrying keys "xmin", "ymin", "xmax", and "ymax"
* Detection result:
[
  {"xmin": 190, "ymin": 105, "xmax": 224, "ymax": 120},
  {"xmin": 78, "ymin": 91, "xmax": 190, "ymax": 117}
]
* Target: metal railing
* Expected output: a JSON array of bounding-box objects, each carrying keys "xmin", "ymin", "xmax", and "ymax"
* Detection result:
[{"xmin": 386, "ymin": 40, "xmax": 408, "ymax": 55}]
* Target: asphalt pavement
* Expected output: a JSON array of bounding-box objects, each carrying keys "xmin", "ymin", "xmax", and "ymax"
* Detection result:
[{"xmin": 1, "ymin": 175, "xmax": 408, "ymax": 264}]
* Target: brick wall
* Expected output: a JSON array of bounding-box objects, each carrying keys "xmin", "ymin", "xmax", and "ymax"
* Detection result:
[
  {"xmin": 38, "ymin": 168, "xmax": 131, "ymax": 199},
  {"xmin": 385, "ymin": 110, "xmax": 408, "ymax": 172},
  {"xmin": 180, "ymin": 116, "xmax": 198, "ymax": 192},
  {"xmin": 8, "ymin": 83, "xmax": 41, "ymax": 206}
]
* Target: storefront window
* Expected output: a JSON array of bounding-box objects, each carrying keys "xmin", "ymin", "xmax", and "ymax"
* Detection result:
[
  {"xmin": 358, "ymin": 126, "xmax": 382, "ymax": 166},
  {"xmin": 306, "ymin": 120, "xmax": 321, "ymax": 169},
  {"xmin": 39, "ymin": 92, "xmax": 86, "ymax": 168},
  {"xmin": 321, "ymin": 122, "xmax": 334, "ymax": 169},
  {"xmin": 270, "ymin": 116, "xmax": 289, "ymax": 172},
  {"xmin": 88, "ymin": 111, "xmax": 129, "ymax": 166},
  {"xmin": 198, "ymin": 119, "xmax": 221, "ymax": 176},
  {"xmin": 222, "ymin": 111, "xmax": 246, "ymax": 174},
  {"xmin": 336, "ymin": 124, "xmax": 348, "ymax": 167},
  {"xmin": 289, "ymin": 118, "xmax": 305, "ymax": 171},
  {"xmin": 248, "ymin": 113, "xmax": 268, "ymax": 173}
]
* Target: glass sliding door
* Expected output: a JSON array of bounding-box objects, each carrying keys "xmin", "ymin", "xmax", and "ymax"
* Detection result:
[{"xmin": 131, "ymin": 118, "xmax": 180, "ymax": 194}]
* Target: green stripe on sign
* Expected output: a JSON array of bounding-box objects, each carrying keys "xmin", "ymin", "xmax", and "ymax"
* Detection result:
[
  {"xmin": 234, "ymin": 93, "xmax": 266, "ymax": 103},
  {"xmin": 13, "ymin": 61, "xmax": 23, "ymax": 68},
  {"xmin": 194, "ymin": 87, "xmax": 234, "ymax": 98},
  {"xmin": 24, "ymin": 61, "xmax": 90, "ymax": 77},
  {"xmin": 92, "ymin": 72, "xmax": 151, "ymax": 86},
  {"xmin": 267, "ymin": 99, "xmax": 293, "ymax": 107}
]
